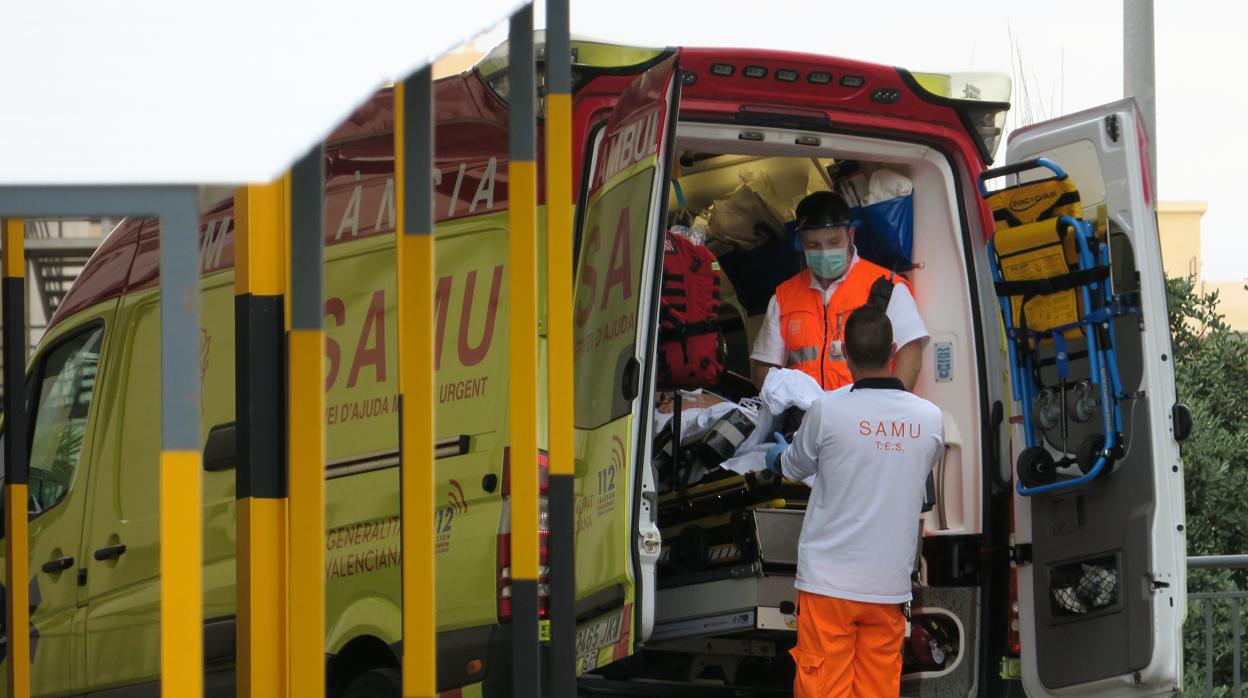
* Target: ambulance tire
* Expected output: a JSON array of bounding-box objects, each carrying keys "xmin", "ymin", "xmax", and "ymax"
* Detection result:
[
  {"xmin": 341, "ymin": 667, "xmax": 401, "ymax": 698},
  {"xmin": 1076, "ymin": 434, "xmax": 1112, "ymax": 477},
  {"xmin": 1017, "ymin": 447, "xmax": 1056, "ymax": 489}
]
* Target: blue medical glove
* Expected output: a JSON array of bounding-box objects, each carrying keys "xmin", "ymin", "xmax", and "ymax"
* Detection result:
[{"xmin": 764, "ymin": 431, "xmax": 789, "ymax": 476}]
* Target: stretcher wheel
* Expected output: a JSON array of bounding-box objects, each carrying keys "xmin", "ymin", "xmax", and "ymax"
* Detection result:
[
  {"xmin": 1072, "ymin": 381, "xmax": 1098, "ymax": 423},
  {"xmin": 1076, "ymin": 434, "xmax": 1112, "ymax": 476},
  {"xmin": 1017, "ymin": 447, "xmax": 1057, "ymax": 488},
  {"xmin": 1033, "ymin": 390, "xmax": 1061, "ymax": 430}
]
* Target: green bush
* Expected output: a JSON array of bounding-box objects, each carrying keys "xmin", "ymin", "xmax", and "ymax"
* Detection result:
[{"xmin": 1167, "ymin": 276, "xmax": 1248, "ymax": 695}]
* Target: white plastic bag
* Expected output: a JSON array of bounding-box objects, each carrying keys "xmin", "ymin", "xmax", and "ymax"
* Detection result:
[{"xmin": 866, "ymin": 169, "xmax": 914, "ymax": 204}]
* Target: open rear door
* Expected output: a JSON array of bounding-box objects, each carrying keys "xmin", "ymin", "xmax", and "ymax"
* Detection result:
[
  {"xmin": 1004, "ymin": 99, "xmax": 1185, "ymax": 696},
  {"xmin": 572, "ymin": 54, "xmax": 679, "ymax": 666}
]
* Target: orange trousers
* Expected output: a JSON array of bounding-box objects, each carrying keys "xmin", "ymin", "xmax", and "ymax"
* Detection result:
[{"xmin": 790, "ymin": 590, "xmax": 906, "ymax": 697}]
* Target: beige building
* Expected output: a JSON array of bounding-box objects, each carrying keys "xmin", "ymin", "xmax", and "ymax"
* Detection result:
[
  {"xmin": 1157, "ymin": 201, "xmax": 1248, "ymax": 330},
  {"xmin": 433, "ymin": 45, "xmax": 487, "ymax": 79}
]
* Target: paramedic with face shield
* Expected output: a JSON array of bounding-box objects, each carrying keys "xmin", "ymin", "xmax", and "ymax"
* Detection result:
[
  {"xmin": 764, "ymin": 305, "xmax": 944, "ymax": 697},
  {"xmin": 749, "ymin": 190, "xmax": 928, "ymax": 391}
]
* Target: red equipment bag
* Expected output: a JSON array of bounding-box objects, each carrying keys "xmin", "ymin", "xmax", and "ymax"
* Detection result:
[{"xmin": 658, "ymin": 231, "xmax": 725, "ymax": 390}]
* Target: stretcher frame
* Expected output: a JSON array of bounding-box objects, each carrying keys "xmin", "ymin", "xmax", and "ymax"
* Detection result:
[{"xmin": 980, "ymin": 159, "xmax": 1138, "ymax": 496}]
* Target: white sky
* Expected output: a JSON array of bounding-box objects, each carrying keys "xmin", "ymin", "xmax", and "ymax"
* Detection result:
[
  {"xmin": 0, "ymin": 0, "xmax": 525, "ymax": 185},
  {"xmin": 472, "ymin": 0, "xmax": 1246, "ymax": 280}
]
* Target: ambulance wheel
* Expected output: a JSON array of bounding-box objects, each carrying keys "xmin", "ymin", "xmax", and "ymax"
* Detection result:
[
  {"xmin": 1017, "ymin": 447, "xmax": 1057, "ymax": 489},
  {"xmin": 1077, "ymin": 434, "xmax": 1112, "ymax": 476},
  {"xmin": 341, "ymin": 667, "xmax": 400, "ymax": 698}
]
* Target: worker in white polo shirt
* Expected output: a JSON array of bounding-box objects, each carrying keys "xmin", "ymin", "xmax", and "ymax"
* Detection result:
[{"xmin": 764, "ymin": 304, "xmax": 944, "ymax": 697}]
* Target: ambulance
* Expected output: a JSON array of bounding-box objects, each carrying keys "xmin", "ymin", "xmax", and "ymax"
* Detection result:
[{"xmin": 0, "ymin": 35, "xmax": 1186, "ymax": 697}]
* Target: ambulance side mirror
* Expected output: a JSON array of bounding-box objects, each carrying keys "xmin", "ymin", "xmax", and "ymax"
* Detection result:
[{"xmin": 203, "ymin": 422, "xmax": 237, "ymax": 472}]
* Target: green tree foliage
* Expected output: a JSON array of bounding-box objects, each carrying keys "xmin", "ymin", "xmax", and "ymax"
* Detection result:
[{"xmin": 1167, "ymin": 276, "xmax": 1248, "ymax": 695}]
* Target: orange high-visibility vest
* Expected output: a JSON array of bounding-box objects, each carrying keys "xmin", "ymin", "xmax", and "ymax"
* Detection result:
[{"xmin": 775, "ymin": 259, "xmax": 912, "ymax": 390}]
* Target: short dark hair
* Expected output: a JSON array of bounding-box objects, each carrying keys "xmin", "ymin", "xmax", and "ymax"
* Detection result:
[
  {"xmin": 795, "ymin": 190, "xmax": 851, "ymax": 230},
  {"xmin": 844, "ymin": 304, "xmax": 893, "ymax": 370}
]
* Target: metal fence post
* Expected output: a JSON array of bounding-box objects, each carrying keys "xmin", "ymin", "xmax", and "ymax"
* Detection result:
[
  {"xmin": 234, "ymin": 182, "xmax": 289, "ymax": 697},
  {"xmin": 396, "ymin": 66, "xmax": 438, "ymax": 698},
  {"xmin": 287, "ymin": 147, "xmax": 326, "ymax": 697},
  {"xmin": 158, "ymin": 187, "xmax": 205, "ymax": 698},
  {"xmin": 2, "ymin": 217, "xmax": 30, "ymax": 698},
  {"xmin": 544, "ymin": 1, "xmax": 576, "ymax": 696},
  {"xmin": 1233, "ymin": 597, "xmax": 1242, "ymax": 695},
  {"xmin": 508, "ymin": 5, "xmax": 541, "ymax": 698},
  {"xmin": 1205, "ymin": 598, "xmax": 1215, "ymax": 697}
]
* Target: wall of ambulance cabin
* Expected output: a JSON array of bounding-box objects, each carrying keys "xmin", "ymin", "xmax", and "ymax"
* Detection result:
[{"xmin": 899, "ymin": 152, "xmax": 981, "ymax": 537}]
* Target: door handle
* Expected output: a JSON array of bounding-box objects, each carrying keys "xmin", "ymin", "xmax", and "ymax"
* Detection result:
[
  {"xmin": 94, "ymin": 544, "xmax": 127, "ymax": 561},
  {"xmin": 41, "ymin": 556, "xmax": 74, "ymax": 574}
]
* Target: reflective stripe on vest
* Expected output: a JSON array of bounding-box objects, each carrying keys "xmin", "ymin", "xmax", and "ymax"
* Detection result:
[
  {"xmin": 787, "ymin": 346, "xmax": 820, "ymax": 366},
  {"xmin": 775, "ymin": 259, "xmax": 913, "ymax": 390}
]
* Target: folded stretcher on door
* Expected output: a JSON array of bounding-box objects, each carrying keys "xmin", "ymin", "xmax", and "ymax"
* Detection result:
[{"xmin": 981, "ymin": 158, "xmax": 1137, "ymax": 496}]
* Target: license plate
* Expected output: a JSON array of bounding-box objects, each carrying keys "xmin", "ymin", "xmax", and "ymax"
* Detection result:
[{"xmin": 574, "ymin": 609, "xmax": 624, "ymax": 672}]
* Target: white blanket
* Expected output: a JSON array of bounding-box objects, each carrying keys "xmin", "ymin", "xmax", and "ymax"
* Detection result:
[{"xmin": 720, "ymin": 368, "xmax": 823, "ymax": 486}]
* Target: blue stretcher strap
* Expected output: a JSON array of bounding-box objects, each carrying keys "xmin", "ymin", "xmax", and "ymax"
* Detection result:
[{"xmin": 1052, "ymin": 331, "xmax": 1070, "ymax": 379}]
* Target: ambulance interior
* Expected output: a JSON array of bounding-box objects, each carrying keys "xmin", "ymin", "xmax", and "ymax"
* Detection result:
[{"xmin": 644, "ymin": 124, "xmax": 985, "ymax": 680}]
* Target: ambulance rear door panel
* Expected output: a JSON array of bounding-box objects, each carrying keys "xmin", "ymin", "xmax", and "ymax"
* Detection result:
[
  {"xmin": 572, "ymin": 54, "xmax": 681, "ymax": 660},
  {"xmin": 1003, "ymin": 99, "xmax": 1184, "ymax": 695}
]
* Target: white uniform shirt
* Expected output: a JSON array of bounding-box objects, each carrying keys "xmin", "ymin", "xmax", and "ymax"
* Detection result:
[
  {"xmin": 750, "ymin": 252, "xmax": 929, "ymax": 366},
  {"xmin": 781, "ymin": 378, "xmax": 944, "ymax": 603}
]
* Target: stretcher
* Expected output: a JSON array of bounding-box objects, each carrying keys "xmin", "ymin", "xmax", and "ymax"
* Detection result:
[
  {"xmin": 661, "ymin": 498, "xmax": 793, "ymax": 575},
  {"xmin": 979, "ymin": 158, "xmax": 1136, "ymax": 496},
  {"xmin": 658, "ymin": 469, "xmax": 807, "ymax": 525},
  {"xmin": 658, "ymin": 469, "xmax": 810, "ymax": 578}
]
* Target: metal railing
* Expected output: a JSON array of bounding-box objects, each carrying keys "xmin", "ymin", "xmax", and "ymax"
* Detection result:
[{"xmin": 1189, "ymin": 555, "xmax": 1248, "ymax": 697}]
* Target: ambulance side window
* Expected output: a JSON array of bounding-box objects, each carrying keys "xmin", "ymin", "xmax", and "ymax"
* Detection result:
[{"xmin": 24, "ymin": 325, "xmax": 105, "ymax": 514}]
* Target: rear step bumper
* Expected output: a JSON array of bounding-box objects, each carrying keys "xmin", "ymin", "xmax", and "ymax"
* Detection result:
[
  {"xmin": 652, "ymin": 567, "xmax": 797, "ymax": 643},
  {"xmin": 578, "ymin": 676, "xmax": 791, "ymax": 697}
]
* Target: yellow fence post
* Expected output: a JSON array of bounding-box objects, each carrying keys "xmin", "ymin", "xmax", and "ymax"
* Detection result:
[
  {"xmin": 287, "ymin": 148, "xmax": 326, "ymax": 697},
  {"xmin": 508, "ymin": 5, "xmax": 542, "ymax": 697},
  {"xmin": 2, "ymin": 218, "xmax": 29, "ymax": 698},
  {"xmin": 396, "ymin": 67, "xmax": 439, "ymax": 698},
  {"xmin": 234, "ymin": 182, "xmax": 289, "ymax": 697},
  {"xmin": 544, "ymin": 0, "xmax": 576, "ymax": 694},
  {"xmin": 158, "ymin": 189, "xmax": 205, "ymax": 698}
]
